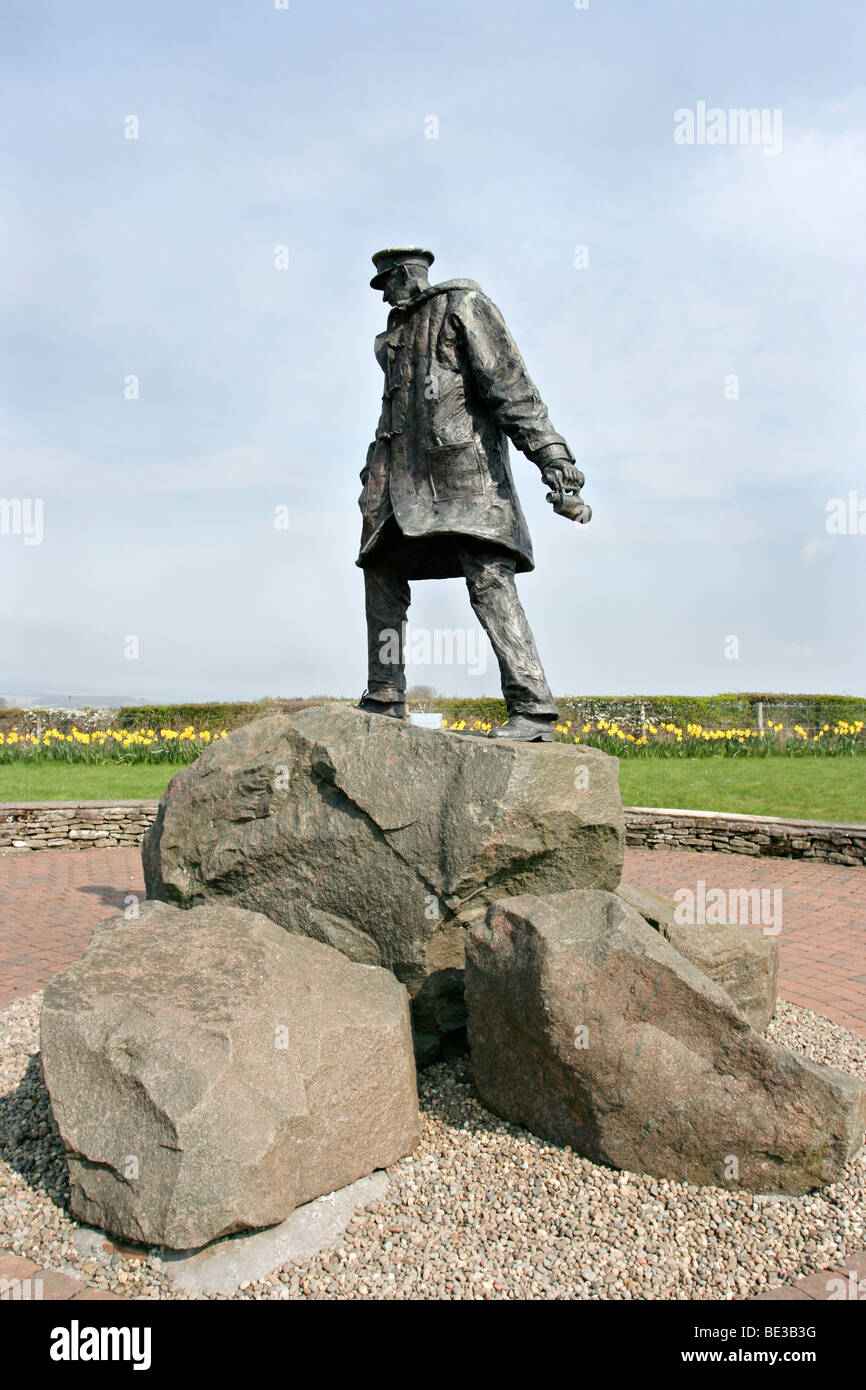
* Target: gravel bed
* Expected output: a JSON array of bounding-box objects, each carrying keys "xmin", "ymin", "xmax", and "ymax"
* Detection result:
[{"xmin": 1, "ymin": 989, "xmax": 864, "ymax": 1300}]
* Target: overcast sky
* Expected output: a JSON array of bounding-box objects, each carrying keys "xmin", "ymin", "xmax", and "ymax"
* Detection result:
[{"xmin": 2, "ymin": 0, "xmax": 864, "ymax": 703}]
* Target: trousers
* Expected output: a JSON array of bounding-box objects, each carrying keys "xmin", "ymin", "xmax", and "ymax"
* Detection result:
[{"xmin": 363, "ymin": 520, "xmax": 558, "ymax": 718}]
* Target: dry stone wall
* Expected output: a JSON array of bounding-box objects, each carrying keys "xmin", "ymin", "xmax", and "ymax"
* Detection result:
[
  {"xmin": 0, "ymin": 801, "xmax": 158, "ymax": 850},
  {"xmin": 2, "ymin": 799, "xmax": 864, "ymax": 865},
  {"xmin": 625, "ymin": 807, "xmax": 866, "ymax": 867}
]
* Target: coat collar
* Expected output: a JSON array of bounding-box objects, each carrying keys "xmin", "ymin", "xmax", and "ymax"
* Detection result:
[{"xmin": 387, "ymin": 278, "xmax": 480, "ymax": 326}]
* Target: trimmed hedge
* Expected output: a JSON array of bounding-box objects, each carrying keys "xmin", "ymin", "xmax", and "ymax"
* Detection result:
[
  {"xmin": 110, "ymin": 700, "xmax": 314, "ymax": 731},
  {"xmin": 412, "ymin": 693, "xmax": 866, "ymax": 732},
  {"xmin": 556, "ymin": 693, "xmax": 866, "ymax": 732},
  {"xmin": 0, "ymin": 699, "xmax": 319, "ymax": 736}
]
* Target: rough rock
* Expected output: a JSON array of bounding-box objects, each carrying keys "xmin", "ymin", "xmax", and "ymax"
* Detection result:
[
  {"xmin": 465, "ymin": 889, "xmax": 866, "ymax": 1194},
  {"xmin": 142, "ymin": 703, "xmax": 624, "ymax": 1045},
  {"xmin": 40, "ymin": 901, "xmax": 419, "ymax": 1249},
  {"xmin": 617, "ymin": 881, "xmax": 778, "ymax": 1030}
]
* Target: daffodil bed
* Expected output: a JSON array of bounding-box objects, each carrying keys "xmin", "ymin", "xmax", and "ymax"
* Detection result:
[
  {"xmin": 0, "ymin": 726, "xmax": 227, "ymax": 765},
  {"xmin": 2, "ymin": 718, "xmax": 864, "ymax": 766},
  {"xmin": 445, "ymin": 717, "xmax": 866, "ymax": 758}
]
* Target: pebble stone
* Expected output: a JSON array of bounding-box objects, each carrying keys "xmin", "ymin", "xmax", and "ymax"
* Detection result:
[{"xmin": 1, "ymin": 989, "xmax": 864, "ymax": 1300}]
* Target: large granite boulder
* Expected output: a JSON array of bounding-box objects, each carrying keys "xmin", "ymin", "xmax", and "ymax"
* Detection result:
[
  {"xmin": 616, "ymin": 882, "xmax": 778, "ymax": 1030},
  {"xmin": 465, "ymin": 890, "xmax": 866, "ymax": 1194},
  {"xmin": 142, "ymin": 703, "xmax": 624, "ymax": 1049},
  {"xmin": 41, "ymin": 901, "xmax": 419, "ymax": 1249}
]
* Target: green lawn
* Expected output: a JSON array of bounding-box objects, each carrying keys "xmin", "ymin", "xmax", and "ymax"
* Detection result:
[
  {"xmin": 617, "ymin": 757, "xmax": 865, "ymax": 822},
  {"xmin": 1, "ymin": 756, "xmax": 864, "ymax": 822},
  {"xmin": 0, "ymin": 763, "xmax": 189, "ymax": 802}
]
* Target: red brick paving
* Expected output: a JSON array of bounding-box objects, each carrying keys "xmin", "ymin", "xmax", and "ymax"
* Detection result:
[
  {"xmin": 749, "ymin": 1250, "xmax": 866, "ymax": 1300},
  {"xmin": 1, "ymin": 845, "xmax": 865, "ymax": 1306},
  {"xmin": 3, "ymin": 1244, "xmax": 860, "ymax": 1303},
  {"xmin": 0, "ymin": 848, "xmax": 145, "ymax": 1008},
  {"xmin": 1, "ymin": 845, "xmax": 865, "ymax": 1038},
  {"xmin": 0, "ymin": 1252, "xmax": 126, "ymax": 1300}
]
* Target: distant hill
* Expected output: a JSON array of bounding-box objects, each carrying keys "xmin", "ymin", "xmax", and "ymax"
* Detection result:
[{"xmin": 0, "ymin": 693, "xmax": 145, "ymax": 710}]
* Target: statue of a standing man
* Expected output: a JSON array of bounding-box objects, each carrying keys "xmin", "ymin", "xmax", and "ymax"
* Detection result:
[{"xmin": 356, "ymin": 247, "xmax": 588, "ymax": 742}]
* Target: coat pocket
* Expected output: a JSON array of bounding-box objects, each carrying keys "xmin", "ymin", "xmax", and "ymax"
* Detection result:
[{"xmin": 427, "ymin": 442, "xmax": 485, "ymax": 500}]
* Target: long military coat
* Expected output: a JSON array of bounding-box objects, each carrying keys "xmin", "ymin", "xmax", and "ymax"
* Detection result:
[{"xmin": 357, "ymin": 279, "xmax": 573, "ymax": 578}]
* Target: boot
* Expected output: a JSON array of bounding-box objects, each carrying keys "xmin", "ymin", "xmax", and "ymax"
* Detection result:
[
  {"xmin": 357, "ymin": 692, "xmax": 406, "ymax": 720},
  {"xmin": 488, "ymin": 714, "xmax": 555, "ymax": 742}
]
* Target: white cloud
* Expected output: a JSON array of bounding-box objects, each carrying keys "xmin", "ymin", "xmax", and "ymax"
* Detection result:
[{"xmin": 799, "ymin": 535, "xmax": 834, "ymax": 564}]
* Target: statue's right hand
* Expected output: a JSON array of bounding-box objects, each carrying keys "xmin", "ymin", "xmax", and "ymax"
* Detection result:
[
  {"xmin": 541, "ymin": 465, "xmax": 566, "ymax": 494},
  {"xmin": 558, "ymin": 463, "xmax": 586, "ymax": 491}
]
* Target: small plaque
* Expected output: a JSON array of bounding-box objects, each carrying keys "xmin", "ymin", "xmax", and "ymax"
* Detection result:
[{"xmin": 409, "ymin": 712, "xmax": 444, "ymax": 729}]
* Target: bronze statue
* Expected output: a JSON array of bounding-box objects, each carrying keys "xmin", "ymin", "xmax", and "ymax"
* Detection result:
[{"xmin": 357, "ymin": 247, "xmax": 590, "ymax": 742}]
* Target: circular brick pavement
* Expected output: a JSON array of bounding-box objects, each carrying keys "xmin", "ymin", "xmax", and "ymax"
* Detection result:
[{"xmin": 1, "ymin": 845, "xmax": 865, "ymax": 1035}]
